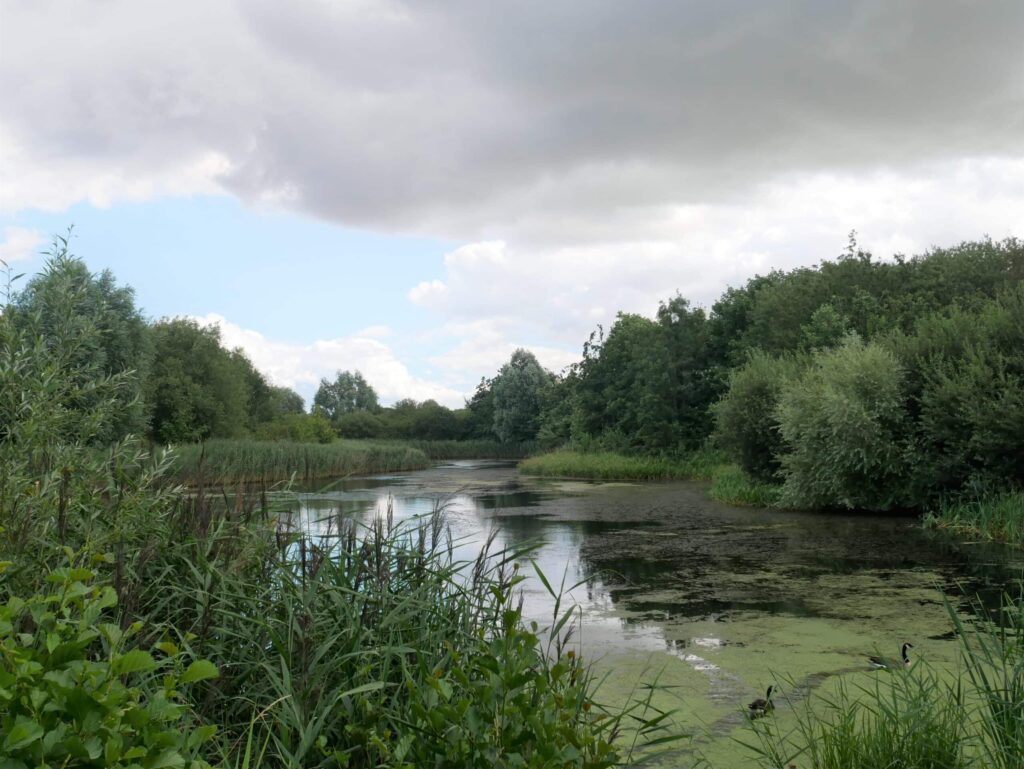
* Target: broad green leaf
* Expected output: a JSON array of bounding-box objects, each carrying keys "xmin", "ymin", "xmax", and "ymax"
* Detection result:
[
  {"xmin": 113, "ymin": 649, "xmax": 157, "ymax": 675},
  {"xmin": 180, "ymin": 659, "xmax": 219, "ymax": 684}
]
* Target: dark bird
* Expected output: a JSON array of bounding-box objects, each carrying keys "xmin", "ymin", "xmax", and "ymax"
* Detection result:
[
  {"xmin": 868, "ymin": 642, "xmax": 913, "ymax": 670},
  {"xmin": 747, "ymin": 685, "xmax": 775, "ymax": 718}
]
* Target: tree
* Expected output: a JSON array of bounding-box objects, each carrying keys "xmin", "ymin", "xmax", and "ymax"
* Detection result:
[
  {"xmin": 9, "ymin": 235, "xmax": 151, "ymax": 442},
  {"xmin": 491, "ymin": 349, "xmax": 551, "ymax": 443},
  {"xmin": 145, "ymin": 319, "xmax": 252, "ymax": 443},
  {"xmin": 313, "ymin": 370, "xmax": 379, "ymax": 422},
  {"xmin": 267, "ymin": 386, "xmax": 305, "ymax": 417}
]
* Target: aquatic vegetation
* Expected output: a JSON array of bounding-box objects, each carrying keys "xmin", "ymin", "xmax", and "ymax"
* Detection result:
[
  {"xmin": 519, "ymin": 448, "xmax": 726, "ymax": 482},
  {"xmin": 745, "ymin": 665, "xmax": 970, "ymax": 769},
  {"xmin": 382, "ymin": 438, "xmax": 539, "ymax": 459},
  {"xmin": 744, "ymin": 591, "xmax": 1024, "ymax": 769},
  {"xmin": 924, "ymin": 492, "xmax": 1024, "ymax": 547},
  {"xmin": 168, "ymin": 438, "xmax": 430, "ymax": 484},
  {"xmin": 706, "ymin": 464, "xmax": 782, "ymax": 507}
]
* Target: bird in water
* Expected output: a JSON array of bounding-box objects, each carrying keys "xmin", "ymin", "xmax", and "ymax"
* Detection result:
[
  {"xmin": 868, "ymin": 642, "xmax": 913, "ymax": 670},
  {"xmin": 747, "ymin": 685, "xmax": 775, "ymax": 718}
]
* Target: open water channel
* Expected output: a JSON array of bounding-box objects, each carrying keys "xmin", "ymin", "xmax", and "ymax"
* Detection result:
[{"xmin": 284, "ymin": 459, "xmax": 1024, "ymax": 766}]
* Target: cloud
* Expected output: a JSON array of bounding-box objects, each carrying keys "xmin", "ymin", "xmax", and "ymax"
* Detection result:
[
  {"xmin": 190, "ymin": 313, "xmax": 465, "ymax": 407},
  {"xmin": 1, "ymin": 1, "xmax": 1020, "ymax": 236},
  {"xmin": 412, "ymin": 157, "xmax": 1024, "ymax": 368},
  {"xmin": 0, "ymin": 227, "xmax": 45, "ymax": 264}
]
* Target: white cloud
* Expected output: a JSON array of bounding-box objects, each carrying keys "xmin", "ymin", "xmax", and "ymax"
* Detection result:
[
  {"xmin": 190, "ymin": 313, "xmax": 464, "ymax": 407},
  {"xmin": 412, "ymin": 158, "xmax": 1024, "ymax": 376},
  {"xmin": 0, "ymin": 226, "xmax": 45, "ymax": 264}
]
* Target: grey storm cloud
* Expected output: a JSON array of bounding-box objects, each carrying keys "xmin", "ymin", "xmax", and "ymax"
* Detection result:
[{"xmin": 2, "ymin": 0, "xmax": 1022, "ymax": 234}]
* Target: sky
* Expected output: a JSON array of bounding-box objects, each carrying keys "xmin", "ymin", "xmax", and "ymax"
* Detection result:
[{"xmin": 1, "ymin": 0, "xmax": 1022, "ymax": 408}]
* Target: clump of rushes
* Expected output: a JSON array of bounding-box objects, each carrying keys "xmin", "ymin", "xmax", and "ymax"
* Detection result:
[
  {"xmin": 519, "ymin": 449, "xmax": 726, "ymax": 481},
  {"xmin": 167, "ymin": 438, "xmax": 430, "ymax": 485},
  {"xmin": 707, "ymin": 464, "xmax": 782, "ymax": 507},
  {"xmin": 380, "ymin": 438, "xmax": 539, "ymax": 460},
  {"xmin": 924, "ymin": 492, "xmax": 1024, "ymax": 547},
  {"xmin": 744, "ymin": 665, "xmax": 970, "ymax": 769},
  {"xmin": 138, "ymin": 500, "xmax": 682, "ymax": 767},
  {"xmin": 743, "ymin": 590, "xmax": 1024, "ymax": 769}
]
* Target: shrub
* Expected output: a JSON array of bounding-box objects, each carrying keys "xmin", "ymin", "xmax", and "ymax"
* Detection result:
[
  {"xmin": 0, "ymin": 559, "xmax": 217, "ymax": 768},
  {"xmin": 713, "ymin": 350, "xmax": 804, "ymax": 483},
  {"xmin": 256, "ymin": 413, "xmax": 336, "ymax": 443},
  {"xmin": 776, "ymin": 336, "xmax": 912, "ymax": 510}
]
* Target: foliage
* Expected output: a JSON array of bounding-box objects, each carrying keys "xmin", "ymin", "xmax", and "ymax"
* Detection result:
[
  {"xmin": 713, "ymin": 351, "xmax": 805, "ymax": 483},
  {"xmin": 334, "ymin": 409, "xmax": 385, "ymax": 439},
  {"xmin": 312, "ymin": 370, "xmax": 379, "ymax": 422},
  {"xmin": 775, "ymin": 336, "xmax": 913, "ymax": 510},
  {"xmin": 169, "ymin": 438, "xmax": 429, "ymax": 484},
  {"xmin": 256, "ymin": 413, "xmax": 336, "ymax": 444},
  {"xmin": 384, "ymin": 439, "xmax": 538, "ymax": 460},
  {"xmin": 519, "ymin": 448, "xmax": 727, "ymax": 482},
  {"xmin": 5, "ymin": 235, "xmax": 151, "ymax": 443},
  {"xmin": 748, "ymin": 590, "xmax": 1024, "ymax": 769},
  {"xmin": 923, "ymin": 492, "xmax": 1024, "ymax": 547},
  {"xmin": 747, "ymin": 665, "xmax": 970, "ymax": 769},
  {"xmin": 0, "ymin": 559, "xmax": 217, "ymax": 768},
  {"xmin": 146, "ymin": 319, "xmax": 264, "ymax": 444},
  {"xmin": 491, "ymin": 349, "xmax": 552, "ymax": 444}
]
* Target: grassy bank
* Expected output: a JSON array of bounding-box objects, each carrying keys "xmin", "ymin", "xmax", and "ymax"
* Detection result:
[
  {"xmin": 169, "ymin": 438, "xmax": 430, "ymax": 484},
  {"xmin": 519, "ymin": 449, "xmax": 782, "ymax": 507},
  {"xmin": 924, "ymin": 491, "xmax": 1024, "ymax": 547},
  {"xmin": 381, "ymin": 438, "xmax": 539, "ymax": 460}
]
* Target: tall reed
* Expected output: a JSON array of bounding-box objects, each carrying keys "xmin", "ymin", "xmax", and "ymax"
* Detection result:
[{"xmin": 168, "ymin": 438, "xmax": 430, "ymax": 484}]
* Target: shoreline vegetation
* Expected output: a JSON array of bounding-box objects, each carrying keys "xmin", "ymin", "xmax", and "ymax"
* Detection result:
[
  {"xmin": 166, "ymin": 437, "xmax": 537, "ymax": 485},
  {"xmin": 519, "ymin": 448, "xmax": 780, "ymax": 509},
  {"xmin": 4, "ymin": 233, "xmax": 1023, "ymax": 766}
]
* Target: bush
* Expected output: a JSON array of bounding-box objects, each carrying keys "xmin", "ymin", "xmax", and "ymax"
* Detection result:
[
  {"xmin": 256, "ymin": 412, "xmax": 337, "ymax": 443},
  {"xmin": 334, "ymin": 410, "xmax": 385, "ymax": 439},
  {"xmin": 0, "ymin": 559, "xmax": 217, "ymax": 768},
  {"xmin": 713, "ymin": 351, "xmax": 804, "ymax": 483},
  {"xmin": 776, "ymin": 336, "xmax": 912, "ymax": 510}
]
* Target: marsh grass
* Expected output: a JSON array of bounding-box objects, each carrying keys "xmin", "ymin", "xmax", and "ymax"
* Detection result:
[
  {"xmin": 382, "ymin": 438, "xmax": 539, "ymax": 460},
  {"xmin": 168, "ymin": 438, "xmax": 430, "ymax": 484},
  {"xmin": 520, "ymin": 448, "xmax": 783, "ymax": 508},
  {"xmin": 924, "ymin": 491, "xmax": 1024, "ymax": 547},
  {"xmin": 745, "ymin": 665, "xmax": 970, "ymax": 769},
  {"xmin": 705, "ymin": 464, "xmax": 782, "ymax": 507},
  {"xmin": 78, "ymin": 471, "xmax": 682, "ymax": 768},
  {"xmin": 744, "ymin": 591, "xmax": 1024, "ymax": 769},
  {"xmin": 518, "ymin": 448, "xmax": 726, "ymax": 481}
]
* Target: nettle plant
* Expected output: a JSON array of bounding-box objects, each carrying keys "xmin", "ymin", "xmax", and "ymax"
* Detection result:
[{"xmin": 0, "ymin": 554, "xmax": 218, "ymax": 768}]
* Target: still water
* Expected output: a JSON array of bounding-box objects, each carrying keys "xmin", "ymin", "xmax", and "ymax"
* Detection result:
[{"xmin": 285, "ymin": 459, "xmax": 1023, "ymax": 765}]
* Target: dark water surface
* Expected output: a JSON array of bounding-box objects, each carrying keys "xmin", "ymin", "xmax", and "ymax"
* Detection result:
[{"xmin": 286, "ymin": 460, "xmax": 1023, "ymax": 765}]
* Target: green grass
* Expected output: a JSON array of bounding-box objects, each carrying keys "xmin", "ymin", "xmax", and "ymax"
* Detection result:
[
  {"xmin": 169, "ymin": 438, "xmax": 430, "ymax": 484},
  {"xmin": 746, "ymin": 590, "xmax": 1024, "ymax": 769},
  {"xmin": 520, "ymin": 448, "xmax": 782, "ymax": 508},
  {"xmin": 923, "ymin": 492, "xmax": 1024, "ymax": 547},
  {"xmin": 706, "ymin": 464, "xmax": 783, "ymax": 507},
  {"xmin": 380, "ymin": 438, "xmax": 539, "ymax": 460},
  {"xmin": 518, "ymin": 448, "xmax": 721, "ymax": 481}
]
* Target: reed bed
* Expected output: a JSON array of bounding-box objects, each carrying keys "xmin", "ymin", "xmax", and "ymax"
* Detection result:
[
  {"xmin": 518, "ymin": 449, "xmax": 709, "ymax": 481},
  {"xmin": 924, "ymin": 491, "xmax": 1024, "ymax": 547},
  {"xmin": 386, "ymin": 438, "xmax": 539, "ymax": 459},
  {"xmin": 168, "ymin": 438, "xmax": 430, "ymax": 484}
]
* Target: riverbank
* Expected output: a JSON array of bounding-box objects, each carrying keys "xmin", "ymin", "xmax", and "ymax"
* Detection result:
[
  {"xmin": 518, "ymin": 449, "xmax": 781, "ymax": 507},
  {"xmin": 169, "ymin": 438, "xmax": 431, "ymax": 484},
  {"xmin": 924, "ymin": 492, "xmax": 1024, "ymax": 548}
]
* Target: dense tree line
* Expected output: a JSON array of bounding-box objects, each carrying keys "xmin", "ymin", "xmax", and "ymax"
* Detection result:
[
  {"xmin": 6, "ymin": 233, "xmax": 1022, "ymax": 513},
  {"xmin": 1, "ymin": 236, "xmax": 554, "ymax": 446},
  {"xmin": 539, "ymin": 236, "xmax": 1024, "ymax": 511}
]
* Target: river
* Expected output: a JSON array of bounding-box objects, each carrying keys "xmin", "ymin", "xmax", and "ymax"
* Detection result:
[{"xmin": 286, "ymin": 459, "xmax": 1024, "ymax": 766}]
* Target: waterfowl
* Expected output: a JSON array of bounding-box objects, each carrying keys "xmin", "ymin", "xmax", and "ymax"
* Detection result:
[
  {"xmin": 747, "ymin": 685, "xmax": 775, "ymax": 718},
  {"xmin": 868, "ymin": 642, "xmax": 913, "ymax": 670}
]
